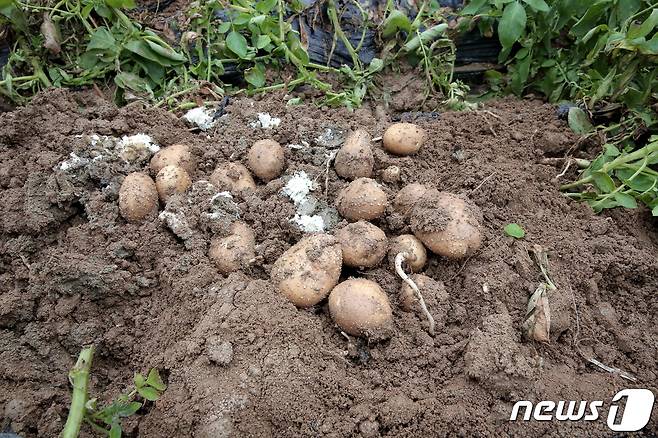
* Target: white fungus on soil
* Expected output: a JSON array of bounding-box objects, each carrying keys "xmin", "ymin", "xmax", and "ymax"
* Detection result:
[
  {"xmin": 184, "ymin": 107, "xmax": 218, "ymax": 131},
  {"xmin": 117, "ymin": 133, "xmax": 160, "ymax": 163},
  {"xmin": 250, "ymin": 112, "xmax": 281, "ymax": 129},
  {"xmin": 282, "ymin": 171, "xmax": 327, "ymax": 232},
  {"xmin": 55, "ymin": 153, "xmax": 89, "ymax": 172}
]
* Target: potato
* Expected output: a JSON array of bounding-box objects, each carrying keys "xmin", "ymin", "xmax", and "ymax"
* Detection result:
[
  {"xmin": 399, "ymin": 274, "xmax": 444, "ymax": 312},
  {"xmin": 335, "ymin": 221, "xmax": 387, "ymax": 268},
  {"xmin": 155, "ymin": 165, "xmax": 192, "ymax": 202},
  {"xmin": 247, "ymin": 139, "xmax": 286, "ymax": 182},
  {"xmin": 334, "ymin": 129, "xmax": 374, "ymax": 180},
  {"xmin": 271, "ymin": 233, "xmax": 342, "ymax": 308},
  {"xmin": 388, "ymin": 234, "xmax": 427, "ymax": 273},
  {"xmin": 380, "ymin": 165, "xmax": 401, "ymax": 183},
  {"xmin": 150, "ymin": 144, "xmax": 195, "ymax": 175},
  {"xmin": 335, "ymin": 178, "xmax": 388, "ymax": 222},
  {"xmin": 393, "ymin": 183, "xmax": 427, "ymax": 215},
  {"xmin": 210, "ymin": 162, "xmax": 256, "ymax": 194},
  {"xmin": 409, "ymin": 189, "xmax": 483, "ymax": 259},
  {"xmin": 328, "ymin": 278, "xmax": 393, "ymax": 339},
  {"xmin": 383, "ymin": 123, "xmax": 426, "ymax": 156},
  {"xmin": 208, "ymin": 222, "xmax": 256, "ymax": 275},
  {"xmin": 119, "ymin": 172, "xmax": 159, "ymax": 222}
]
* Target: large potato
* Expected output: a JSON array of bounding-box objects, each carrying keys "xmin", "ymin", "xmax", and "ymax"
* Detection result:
[
  {"xmin": 210, "ymin": 162, "xmax": 257, "ymax": 194},
  {"xmin": 208, "ymin": 222, "xmax": 256, "ymax": 275},
  {"xmin": 388, "ymin": 234, "xmax": 427, "ymax": 273},
  {"xmin": 150, "ymin": 144, "xmax": 195, "ymax": 175},
  {"xmin": 119, "ymin": 172, "xmax": 159, "ymax": 222},
  {"xmin": 271, "ymin": 234, "xmax": 342, "ymax": 308},
  {"xmin": 247, "ymin": 139, "xmax": 286, "ymax": 182},
  {"xmin": 328, "ymin": 278, "xmax": 393, "ymax": 340},
  {"xmin": 334, "ymin": 129, "xmax": 374, "ymax": 180},
  {"xmin": 409, "ymin": 190, "xmax": 483, "ymax": 259},
  {"xmin": 393, "ymin": 183, "xmax": 428, "ymax": 215},
  {"xmin": 155, "ymin": 165, "xmax": 192, "ymax": 202},
  {"xmin": 335, "ymin": 178, "xmax": 388, "ymax": 222},
  {"xmin": 383, "ymin": 123, "xmax": 426, "ymax": 156},
  {"xmin": 335, "ymin": 221, "xmax": 387, "ymax": 268}
]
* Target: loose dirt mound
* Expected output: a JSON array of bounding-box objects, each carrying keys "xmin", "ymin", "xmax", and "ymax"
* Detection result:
[{"xmin": 1, "ymin": 90, "xmax": 656, "ymax": 437}]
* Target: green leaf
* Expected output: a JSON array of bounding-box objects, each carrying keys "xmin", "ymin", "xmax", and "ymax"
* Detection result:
[
  {"xmin": 105, "ymin": 0, "xmax": 135, "ymax": 8},
  {"xmin": 217, "ymin": 22, "xmax": 231, "ymax": 34},
  {"xmin": 137, "ymin": 386, "xmax": 161, "ymax": 401},
  {"xmin": 521, "ymin": 0, "xmax": 549, "ymax": 12},
  {"xmin": 403, "ymin": 23, "xmax": 448, "ymax": 52},
  {"xmin": 134, "ymin": 373, "xmax": 146, "ymax": 388},
  {"xmin": 368, "ymin": 58, "xmax": 384, "ymax": 74},
  {"xmin": 255, "ymin": 0, "xmax": 277, "ymax": 14},
  {"xmin": 226, "ymin": 31, "xmax": 249, "ymax": 58},
  {"xmin": 572, "ymin": 0, "xmax": 613, "ymax": 38},
  {"xmin": 627, "ymin": 9, "xmax": 658, "ymax": 39},
  {"xmin": 146, "ymin": 368, "xmax": 166, "ymax": 391},
  {"xmin": 144, "ymin": 39, "xmax": 186, "ymax": 63},
  {"xmin": 116, "ymin": 401, "xmax": 142, "ymax": 417},
  {"xmin": 568, "ymin": 107, "xmax": 594, "ymax": 135},
  {"xmin": 88, "ymin": 27, "xmax": 117, "ymax": 51},
  {"xmin": 592, "ymin": 172, "xmax": 616, "ymax": 193},
  {"xmin": 498, "ymin": 1, "xmax": 527, "ymax": 50},
  {"xmin": 504, "ymin": 223, "xmax": 526, "ymax": 238},
  {"xmin": 613, "ymin": 192, "xmax": 638, "ymax": 208},
  {"xmin": 461, "ymin": 0, "xmax": 488, "ymax": 15},
  {"xmin": 109, "ymin": 421, "xmax": 122, "ymax": 438},
  {"xmin": 255, "ymin": 34, "xmax": 271, "ymax": 49},
  {"xmin": 652, "ymin": 206, "xmax": 658, "ymax": 216},
  {"xmin": 382, "ymin": 10, "xmax": 412, "ymax": 39}
]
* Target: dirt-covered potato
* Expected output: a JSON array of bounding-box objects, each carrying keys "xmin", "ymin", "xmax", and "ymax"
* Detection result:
[
  {"xmin": 380, "ymin": 165, "xmax": 401, "ymax": 183},
  {"xmin": 388, "ymin": 234, "xmax": 427, "ymax": 273},
  {"xmin": 119, "ymin": 172, "xmax": 159, "ymax": 222},
  {"xmin": 335, "ymin": 221, "xmax": 388, "ymax": 268},
  {"xmin": 150, "ymin": 144, "xmax": 195, "ymax": 175},
  {"xmin": 383, "ymin": 123, "xmax": 426, "ymax": 156},
  {"xmin": 410, "ymin": 189, "xmax": 483, "ymax": 259},
  {"xmin": 334, "ymin": 129, "xmax": 374, "ymax": 180},
  {"xmin": 328, "ymin": 278, "xmax": 393, "ymax": 339},
  {"xmin": 155, "ymin": 165, "xmax": 192, "ymax": 202},
  {"xmin": 210, "ymin": 162, "xmax": 257, "ymax": 194},
  {"xmin": 208, "ymin": 222, "xmax": 256, "ymax": 275},
  {"xmin": 400, "ymin": 274, "xmax": 445, "ymax": 312},
  {"xmin": 393, "ymin": 183, "xmax": 428, "ymax": 215},
  {"xmin": 335, "ymin": 178, "xmax": 388, "ymax": 221},
  {"xmin": 247, "ymin": 139, "xmax": 286, "ymax": 182},
  {"xmin": 271, "ymin": 233, "xmax": 342, "ymax": 308}
]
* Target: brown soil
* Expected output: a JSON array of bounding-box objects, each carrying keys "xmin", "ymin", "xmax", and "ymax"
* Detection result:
[{"xmin": 1, "ymin": 89, "xmax": 657, "ymax": 437}]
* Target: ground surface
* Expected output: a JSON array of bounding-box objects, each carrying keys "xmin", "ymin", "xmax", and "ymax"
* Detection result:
[{"xmin": 0, "ymin": 89, "xmax": 656, "ymax": 437}]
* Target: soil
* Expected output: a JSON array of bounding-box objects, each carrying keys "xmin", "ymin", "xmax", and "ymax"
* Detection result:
[{"xmin": 0, "ymin": 89, "xmax": 657, "ymax": 438}]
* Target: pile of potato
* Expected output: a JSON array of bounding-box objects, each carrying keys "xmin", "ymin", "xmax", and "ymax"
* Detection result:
[{"xmin": 117, "ymin": 122, "xmax": 484, "ymax": 341}]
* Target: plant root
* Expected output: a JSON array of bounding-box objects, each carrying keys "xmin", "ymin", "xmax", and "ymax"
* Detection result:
[{"xmin": 395, "ymin": 252, "xmax": 435, "ymax": 336}]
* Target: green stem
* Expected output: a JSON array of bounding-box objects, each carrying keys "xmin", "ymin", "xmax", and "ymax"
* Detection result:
[
  {"xmin": 327, "ymin": 0, "xmax": 361, "ymax": 69},
  {"xmin": 60, "ymin": 346, "xmax": 95, "ymax": 438}
]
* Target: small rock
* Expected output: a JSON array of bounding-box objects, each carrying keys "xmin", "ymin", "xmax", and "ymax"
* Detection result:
[
  {"xmin": 358, "ymin": 420, "xmax": 380, "ymax": 438},
  {"xmin": 207, "ymin": 337, "xmax": 234, "ymax": 366}
]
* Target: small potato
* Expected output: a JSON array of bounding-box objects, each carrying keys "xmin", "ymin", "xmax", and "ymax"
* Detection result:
[
  {"xmin": 383, "ymin": 123, "xmax": 426, "ymax": 156},
  {"xmin": 119, "ymin": 172, "xmax": 158, "ymax": 222},
  {"xmin": 335, "ymin": 178, "xmax": 388, "ymax": 222},
  {"xmin": 156, "ymin": 165, "xmax": 192, "ymax": 202},
  {"xmin": 335, "ymin": 221, "xmax": 387, "ymax": 268},
  {"xmin": 208, "ymin": 222, "xmax": 256, "ymax": 275},
  {"xmin": 400, "ymin": 274, "xmax": 446, "ymax": 312},
  {"xmin": 410, "ymin": 189, "xmax": 483, "ymax": 259},
  {"xmin": 150, "ymin": 144, "xmax": 195, "ymax": 175},
  {"xmin": 393, "ymin": 183, "xmax": 427, "ymax": 215},
  {"xmin": 328, "ymin": 278, "xmax": 393, "ymax": 340},
  {"xmin": 247, "ymin": 139, "xmax": 286, "ymax": 182},
  {"xmin": 388, "ymin": 234, "xmax": 427, "ymax": 273},
  {"xmin": 380, "ymin": 165, "xmax": 401, "ymax": 183},
  {"xmin": 210, "ymin": 162, "xmax": 256, "ymax": 194},
  {"xmin": 334, "ymin": 129, "xmax": 374, "ymax": 180},
  {"xmin": 271, "ymin": 233, "xmax": 342, "ymax": 308}
]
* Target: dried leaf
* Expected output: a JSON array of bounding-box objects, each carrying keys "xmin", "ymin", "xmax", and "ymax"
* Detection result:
[
  {"xmin": 522, "ymin": 283, "xmax": 551, "ymax": 342},
  {"xmin": 40, "ymin": 13, "xmax": 61, "ymax": 55}
]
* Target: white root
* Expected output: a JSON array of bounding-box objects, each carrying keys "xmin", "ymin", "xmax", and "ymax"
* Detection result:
[{"xmin": 395, "ymin": 252, "xmax": 435, "ymax": 336}]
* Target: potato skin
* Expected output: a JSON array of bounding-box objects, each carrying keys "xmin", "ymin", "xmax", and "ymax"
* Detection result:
[
  {"xmin": 334, "ymin": 129, "xmax": 374, "ymax": 180},
  {"xmin": 208, "ymin": 222, "xmax": 256, "ymax": 275},
  {"xmin": 388, "ymin": 234, "xmax": 427, "ymax": 273},
  {"xmin": 119, "ymin": 172, "xmax": 159, "ymax": 222},
  {"xmin": 335, "ymin": 221, "xmax": 388, "ymax": 268},
  {"xmin": 383, "ymin": 123, "xmax": 426, "ymax": 156},
  {"xmin": 335, "ymin": 178, "xmax": 388, "ymax": 222},
  {"xmin": 410, "ymin": 189, "xmax": 483, "ymax": 259},
  {"xmin": 150, "ymin": 144, "xmax": 195, "ymax": 175},
  {"xmin": 271, "ymin": 234, "xmax": 342, "ymax": 308},
  {"xmin": 155, "ymin": 165, "xmax": 192, "ymax": 202},
  {"xmin": 247, "ymin": 139, "xmax": 286, "ymax": 182},
  {"xmin": 328, "ymin": 278, "xmax": 393, "ymax": 340},
  {"xmin": 393, "ymin": 183, "xmax": 428, "ymax": 215},
  {"xmin": 210, "ymin": 162, "xmax": 257, "ymax": 194}
]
